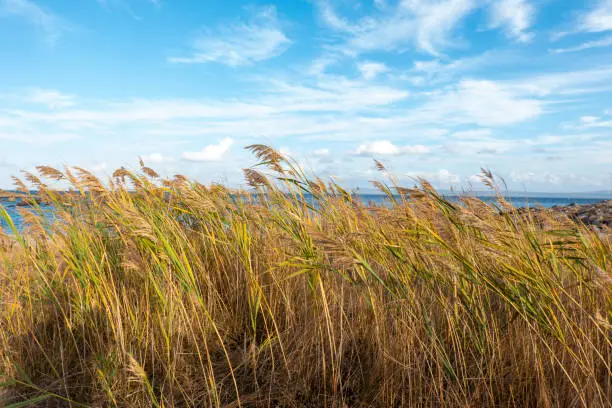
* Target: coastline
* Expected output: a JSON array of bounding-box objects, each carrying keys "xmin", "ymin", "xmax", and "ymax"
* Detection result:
[{"xmin": 523, "ymin": 200, "xmax": 612, "ymax": 231}]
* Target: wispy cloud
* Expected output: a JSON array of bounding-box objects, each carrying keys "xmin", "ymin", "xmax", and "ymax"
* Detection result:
[
  {"xmin": 182, "ymin": 138, "xmax": 234, "ymax": 161},
  {"xmin": 316, "ymin": 0, "xmax": 478, "ymax": 56},
  {"xmin": 353, "ymin": 140, "xmax": 430, "ymax": 156},
  {"xmin": 415, "ymin": 79, "xmax": 542, "ymax": 126},
  {"xmin": 488, "ymin": 0, "xmax": 535, "ymax": 43},
  {"xmin": 141, "ymin": 152, "xmax": 173, "ymax": 164},
  {"xmin": 502, "ymin": 66, "xmax": 612, "ymax": 96},
  {"xmin": 570, "ymin": 115, "xmax": 612, "ymax": 129},
  {"xmin": 510, "ymin": 169, "xmax": 561, "ymax": 185},
  {"xmin": 443, "ymin": 136, "xmax": 516, "ymax": 156},
  {"xmin": 451, "ymin": 128, "xmax": 493, "ymax": 140},
  {"xmin": 27, "ymin": 89, "xmax": 75, "ymax": 109},
  {"xmin": 313, "ymin": 148, "xmax": 330, "ymax": 157},
  {"xmin": 550, "ymin": 35, "xmax": 612, "ymax": 53},
  {"xmin": 578, "ymin": 0, "xmax": 612, "ymax": 33},
  {"xmin": 0, "ymin": 0, "xmax": 70, "ymax": 43},
  {"xmin": 357, "ymin": 61, "xmax": 389, "ymax": 80},
  {"xmin": 90, "ymin": 162, "xmax": 107, "ymax": 173},
  {"xmin": 169, "ymin": 5, "xmax": 291, "ymax": 66},
  {"xmin": 405, "ymin": 169, "xmax": 460, "ymax": 184},
  {"xmin": 5, "ymin": 65, "xmax": 612, "ymax": 147},
  {"xmin": 98, "ymin": 0, "xmax": 160, "ymax": 6}
]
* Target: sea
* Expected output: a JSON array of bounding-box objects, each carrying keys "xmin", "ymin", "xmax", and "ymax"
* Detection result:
[{"xmin": 1, "ymin": 194, "xmax": 609, "ymax": 233}]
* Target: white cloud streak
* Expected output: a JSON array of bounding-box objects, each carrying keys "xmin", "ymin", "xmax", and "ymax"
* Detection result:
[
  {"xmin": 27, "ymin": 89, "xmax": 75, "ymax": 109},
  {"xmin": 415, "ymin": 80, "xmax": 542, "ymax": 126},
  {"xmin": 550, "ymin": 35, "xmax": 612, "ymax": 53},
  {"xmin": 357, "ymin": 61, "xmax": 389, "ymax": 80},
  {"xmin": 353, "ymin": 140, "xmax": 430, "ymax": 156},
  {"xmin": 3, "ymin": 66, "xmax": 612, "ymax": 153},
  {"xmin": 0, "ymin": 0, "xmax": 70, "ymax": 43},
  {"xmin": 169, "ymin": 5, "xmax": 291, "ymax": 66},
  {"xmin": 406, "ymin": 169, "xmax": 460, "ymax": 184},
  {"xmin": 579, "ymin": 0, "xmax": 612, "ymax": 33},
  {"xmin": 488, "ymin": 0, "xmax": 535, "ymax": 42},
  {"xmin": 141, "ymin": 152, "xmax": 173, "ymax": 164},
  {"xmin": 182, "ymin": 138, "xmax": 234, "ymax": 161},
  {"xmin": 316, "ymin": 0, "xmax": 478, "ymax": 56}
]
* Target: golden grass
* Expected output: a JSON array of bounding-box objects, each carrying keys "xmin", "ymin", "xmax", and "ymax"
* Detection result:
[{"xmin": 0, "ymin": 145, "xmax": 611, "ymax": 407}]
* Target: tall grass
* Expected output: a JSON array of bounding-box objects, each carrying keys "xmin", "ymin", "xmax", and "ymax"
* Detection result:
[{"xmin": 0, "ymin": 145, "xmax": 611, "ymax": 407}]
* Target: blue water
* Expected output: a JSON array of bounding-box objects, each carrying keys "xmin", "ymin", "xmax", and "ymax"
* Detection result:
[
  {"xmin": 358, "ymin": 194, "xmax": 605, "ymax": 209},
  {"xmin": 0, "ymin": 196, "xmax": 608, "ymax": 233},
  {"xmin": 0, "ymin": 200, "xmax": 56, "ymax": 233}
]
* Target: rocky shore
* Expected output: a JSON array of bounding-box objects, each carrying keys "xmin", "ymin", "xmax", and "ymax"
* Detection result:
[
  {"xmin": 512, "ymin": 200, "xmax": 611, "ymax": 241},
  {"xmin": 550, "ymin": 200, "xmax": 612, "ymax": 230}
]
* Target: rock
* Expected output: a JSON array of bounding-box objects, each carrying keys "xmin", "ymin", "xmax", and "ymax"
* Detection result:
[{"xmin": 519, "ymin": 200, "xmax": 612, "ymax": 232}]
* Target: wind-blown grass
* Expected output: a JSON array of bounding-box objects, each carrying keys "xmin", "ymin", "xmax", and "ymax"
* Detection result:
[{"xmin": 0, "ymin": 145, "xmax": 611, "ymax": 407}]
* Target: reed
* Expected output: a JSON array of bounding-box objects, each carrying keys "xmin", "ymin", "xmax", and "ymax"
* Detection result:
[{"xmin": 0, "ymin": 145, "xmax": 611, "ymax": 407}]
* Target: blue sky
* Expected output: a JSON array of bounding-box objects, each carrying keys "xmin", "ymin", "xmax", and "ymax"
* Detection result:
[{"xmin": 0, "ymin": 0, "xmax": 611, "ymax": 192}]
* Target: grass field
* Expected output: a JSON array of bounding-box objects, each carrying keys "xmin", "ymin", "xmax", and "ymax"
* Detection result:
[{"xmin": 1, "ymin": 145, "xmax": 611, "ymax": 407}]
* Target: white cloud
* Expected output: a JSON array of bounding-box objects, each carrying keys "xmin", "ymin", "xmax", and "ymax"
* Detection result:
[
  {"xmin": 560, "ymin": 112, "xmax": 612, "ymax": 130},
  {"xmin": 141, "ymin": 152, "xmax": 173, "ymax": 164},
  {"xmin": 468, "ymin": 174, "xmax": 484, "ymax": 185},
  {"xmin": 169, "ymin": 6, "xmax": 291, "ymax": 66},
  {"xmin": 408, "ymin": 57, "xmax": 480, "ymax": 85},
  {"xmin": 529, "ymin": 135, "xmax": 564, "ymax": 145},
  {"xmin": 488, "ymin": 0, "xmax": 535, "ymax": 43},
  {"xmin": 580, "ymin": 115, "xmax": 600, "ymax": 124},
  {"xmin": 316, "ymin": 0, "xmax": 354, "ymax": 33},
  {"xmin": 90, "ymin": 162, "xmax": 107, "ymax": 172},
  {"xmin": 510, "ymin": 170, "xmax": 561, "ymax": 185},
  {"xmin": 451, "ymin": 128, "xmax": 492, "ymax": 139},
  {"xmin": 353, "ymin": 140, "xmax": 430, "ymax": 156},
  {"xmin": 316, "ymin": 0, "xmax": 478, "ymax": 56},
  {"xmin": 421, "ymin": 128, "xmax": 450, "ymax": 138},
  {"xmin": 443, "ymin": 138, "xmax": 515, "ymax": 156},
  {"xmin": 5, "ymin": 64, "xmax": 612, "ymax": 162},
  {"xmin": 503, "ymin": 66, "xmax": 612, "ymax": 96},
  {"xmin": 403, "ymin": 51, "xmax": 533, "ymax": 88},
  {"xmin": 267, "ymin": 76, "xmax": 408, "ymax": 111},
  {"xmin": 0, "ymin": 0, "xmax": 70, "ymax": 43},
  {"xmin": 417, "ymin": 80, "xmax": 542, "ymax": 126},
  {"xmin": 550, "ymin": 35, "xmax": 612, "ymax": 53},
  {"xmin": 579, "ymin": 118, "xmax": 612, "ymax": 128},
  {"xmin": 401, "ymin": 0, "xmax": 478, "ymax": 56},
  {"xmin": 406, "ymin": 169, "xmax": 460, "ymax": 184},
  {"xmin": 182, "ymin": 138, "xmax": 233, "ymax": 161},
  {"xmin": 27, "ymin": 89, "xmax": 75, "ymax": 109},
  {"xmin": 98, "ymin": 0, "xmax": 160, "ymax": 9},
  {"xmin": 579, "ymin": 0, "xmax": 612, "ymax": 33},
  {"xmin": 313, "ymin": 148, "xmax": 330, "ymax": 156},
  {"xmin": 10, "ymin": 76, "xmax": 408, "ymax": 127},
  {"xmin": 357, "ymin": 61, "xmax": 389, "ymax": 80},
  {"xmin": 279, "ymin": 146, "xmax": 292, "ymax": 156}
]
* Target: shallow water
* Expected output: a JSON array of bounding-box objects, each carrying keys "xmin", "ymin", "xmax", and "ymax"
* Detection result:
[
  {"xmin": 359, "ymin": 194, "xmax": 605, "ymax": 209},
  {"xmin": 0, "ymin": 195, "xmax": 607, "ymax": 233}
]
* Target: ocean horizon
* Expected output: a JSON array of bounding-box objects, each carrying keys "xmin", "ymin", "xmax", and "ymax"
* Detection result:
[{"xmin": 2, "ymin": 193, "xmax": 609, "ymax": 232}]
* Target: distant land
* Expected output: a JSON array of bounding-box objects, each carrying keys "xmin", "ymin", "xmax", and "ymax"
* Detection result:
[
  {"xmin": 2, "ymin": 188, "xmax": 612, "ymax": 200},
  {"xmin": 354, "ymin": 188, "xmax": 612, "ymax": 199}
]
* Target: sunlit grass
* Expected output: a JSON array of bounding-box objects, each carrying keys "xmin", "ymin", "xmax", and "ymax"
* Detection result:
[{"xmin": 0, "ymin": 145, "xmax": 611, "ymax": 407}]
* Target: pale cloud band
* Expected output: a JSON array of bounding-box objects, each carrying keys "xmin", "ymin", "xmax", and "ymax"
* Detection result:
[
  {"xmin": 182, "ymin": 138, "xmax": 234, "ymax": 162},
  {"xmin": 169, "ymin": 6, "xmax": 291, "ymax": 66}
]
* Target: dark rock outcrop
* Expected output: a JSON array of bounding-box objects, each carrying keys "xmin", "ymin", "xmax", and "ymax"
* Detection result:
[{"xmin": 551, "ymin": 200, "xmax": 612, "ymax": 229}]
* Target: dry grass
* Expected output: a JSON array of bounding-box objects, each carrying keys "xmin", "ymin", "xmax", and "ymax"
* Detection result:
[{"xmin": 0, "ymin": 145, "xmax": 611, "ymax": 407}]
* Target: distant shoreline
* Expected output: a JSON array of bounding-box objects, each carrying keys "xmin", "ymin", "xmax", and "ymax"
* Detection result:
[{"xmin": 526, "ymin": 200, "xmax": 612, "ymax": 231}]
